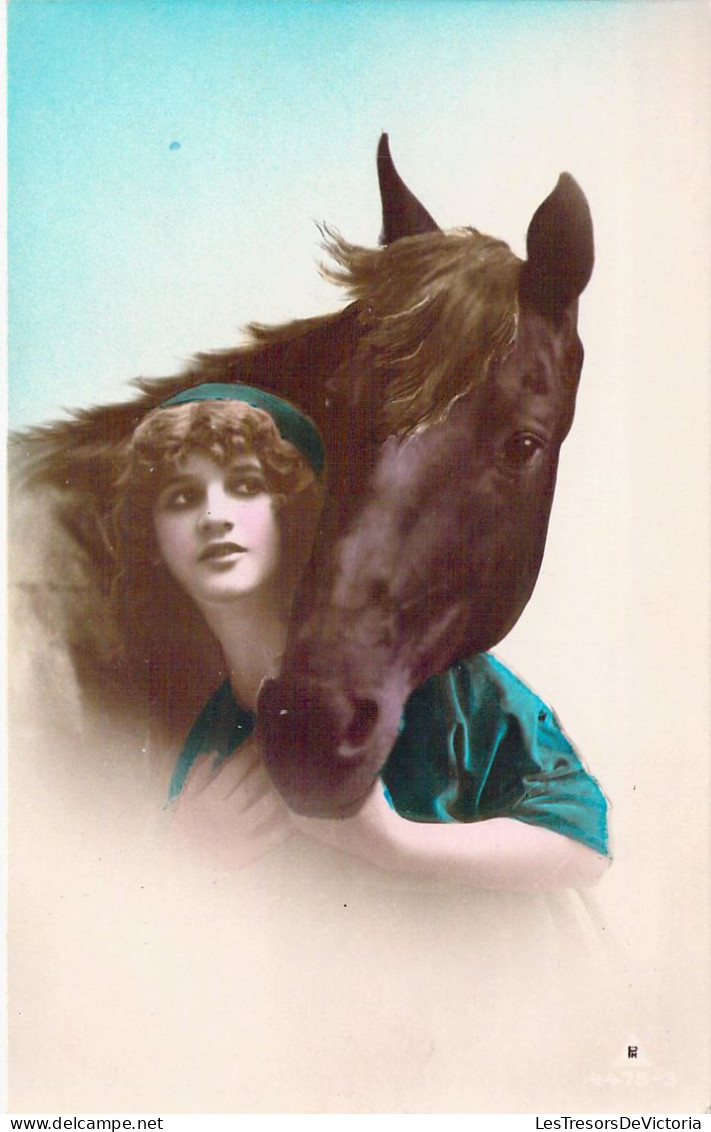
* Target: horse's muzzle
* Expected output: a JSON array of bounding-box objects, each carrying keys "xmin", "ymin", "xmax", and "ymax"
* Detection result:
[{"xmin": 257, "ymin": 677, "xmax": 385, "ymax": 816}]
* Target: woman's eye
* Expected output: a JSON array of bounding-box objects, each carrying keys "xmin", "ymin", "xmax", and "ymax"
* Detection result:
[
  {"xmin": 498, "ymin": 432, "xmax": 546, "ymax": 469},
  {"xmin": 227, "ymin": 474, "xmax": 267, "ymax": 496},
  {"xmin": 158, "ymin": 485, "xmax": 200, "ymax": 510}
]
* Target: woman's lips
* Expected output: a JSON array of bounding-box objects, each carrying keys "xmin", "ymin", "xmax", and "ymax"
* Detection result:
[{"xmin": 199, "ymin": 541, "xmax": 247, "ymax": 562}]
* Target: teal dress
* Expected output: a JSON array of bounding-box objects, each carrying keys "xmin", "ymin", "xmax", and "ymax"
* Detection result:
[{"xmin": 168, "ymin": 653, "xmax": 609, "ymax": 857}]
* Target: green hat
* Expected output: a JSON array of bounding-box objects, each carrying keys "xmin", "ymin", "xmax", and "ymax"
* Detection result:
[{"xmin": 160, "ymin": 383, "xmax": 325, "ymax": 476}]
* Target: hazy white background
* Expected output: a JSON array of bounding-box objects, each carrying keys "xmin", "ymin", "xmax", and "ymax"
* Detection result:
[{"xmin": 8, "ymin": 0, "xmax": 710, "ymax": 1114}]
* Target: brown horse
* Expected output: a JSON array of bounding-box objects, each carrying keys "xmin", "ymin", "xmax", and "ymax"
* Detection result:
[{"xmin": 15, "ymin": 135, "xmax": 593, "ymax": 814}]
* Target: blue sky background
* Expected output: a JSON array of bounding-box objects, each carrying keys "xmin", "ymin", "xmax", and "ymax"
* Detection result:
[{"xmin": 7, "ymin": 0, "xmax": 651, "ymax": 428}]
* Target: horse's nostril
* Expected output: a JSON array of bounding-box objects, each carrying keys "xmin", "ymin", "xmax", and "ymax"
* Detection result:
[{"xmin": 344, "ymin": 697, "xmax": 379, "ymax": 748}]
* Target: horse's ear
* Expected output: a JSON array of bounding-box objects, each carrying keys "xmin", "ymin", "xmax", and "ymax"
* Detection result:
[
  {"xmin": 519, "ymin": 173, "xmax": 594, "ymax": 318},
  {"xmin": 377, "ymin": 133, "xmax": 440, "ymax": 246}
]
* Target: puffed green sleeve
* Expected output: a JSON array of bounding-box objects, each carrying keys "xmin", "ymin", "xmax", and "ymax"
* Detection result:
[{"xmin": 380, "ymin": 653, "xmax": 609, "ymax": 857}]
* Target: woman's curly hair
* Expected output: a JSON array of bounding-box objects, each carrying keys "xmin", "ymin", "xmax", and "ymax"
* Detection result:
[{"xmin": 109, "ymin": 400, "xmax": 324, "ymax": 738}]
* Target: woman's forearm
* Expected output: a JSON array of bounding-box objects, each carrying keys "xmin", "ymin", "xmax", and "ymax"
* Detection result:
[{"xmin": 292, "ymin": 786, "xmax": 610, "ymax": 891}]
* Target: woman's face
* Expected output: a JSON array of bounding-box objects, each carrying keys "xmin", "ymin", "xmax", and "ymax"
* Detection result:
[{"xmin": 153, "ymin": 452, "xmax": 282, "ymax": 610}]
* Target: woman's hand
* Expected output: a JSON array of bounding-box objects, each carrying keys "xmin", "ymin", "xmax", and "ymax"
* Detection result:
[
  {"xmin": 168, "ymin": 736, "xmax": 294, "ymax": 869},
  {"xmin": 291, "ymin": 783, "xmax": 610, "ymax": 891}
]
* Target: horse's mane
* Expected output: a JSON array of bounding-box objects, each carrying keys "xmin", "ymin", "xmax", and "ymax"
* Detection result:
[
  {"xmin": 12, "ymin": 226, "xmax": 521, "ymax": 488},
  {"xmin": 11, "ymin": 303, "xmax": 358, "ymax": 490},
  {"xmin": 320, "ymin": 226, "xmax": 522, "ymax": 435}
]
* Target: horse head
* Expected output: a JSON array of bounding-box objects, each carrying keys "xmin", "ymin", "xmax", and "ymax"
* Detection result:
[
  {"xmin": 259, "ymin": 134, "xmax": 594, "ymax": 814},
  {"xmin": 14, "ymin": 135, "xmax": 593, "ymax": 814}
]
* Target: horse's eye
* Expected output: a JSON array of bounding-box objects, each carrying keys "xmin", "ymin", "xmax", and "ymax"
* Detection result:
[{"xmin": 499, "ymin": 432, "xmax": 546, "ymax": 469}]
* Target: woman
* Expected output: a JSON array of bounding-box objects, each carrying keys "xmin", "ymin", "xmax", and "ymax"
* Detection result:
[{"xmin": 112, "ymin": 382, "xmax": 610, "ymax": 886}]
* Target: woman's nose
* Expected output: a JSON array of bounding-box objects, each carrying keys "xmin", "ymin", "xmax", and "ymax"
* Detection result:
[
  {"xmin": 197, "ymin": 487, "xmax": 234, "ymax": 532},
  {"xmin": 198, "ymin": 512, "xmax": 232, "ymax": 533}
]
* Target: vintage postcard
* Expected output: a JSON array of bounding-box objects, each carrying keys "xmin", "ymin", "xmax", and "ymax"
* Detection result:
[{"xmin": 6, "ymin": 0, "xmax": 710, "ymax": 1116}]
